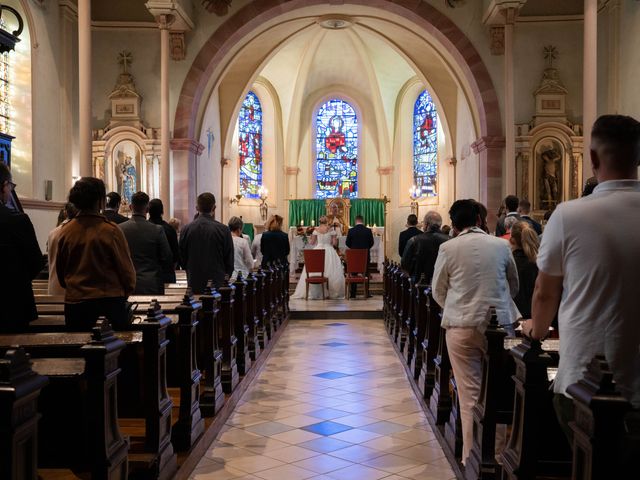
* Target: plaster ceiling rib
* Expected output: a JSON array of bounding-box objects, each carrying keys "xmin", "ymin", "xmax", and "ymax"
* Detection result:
[
  {"xmin": 354, "ymin": 18, "xmax": 462, "ymax": 152},
  {"xmin": 344, "ymin": 25, "xmax": 392, "ymax": 167},
  {"xmin": 284, "ymin": 28, "xmax": 327, "ymax": 170},
  {"xmin": 216, "ymin": 20, "xmax": 317, "ymax": 157}
]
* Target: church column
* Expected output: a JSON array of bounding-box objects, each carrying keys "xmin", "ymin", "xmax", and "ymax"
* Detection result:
[
  {"xmin": 78, "ymin": 0, "xmax": 92, "ymax": 177},
  {"xmin": 473, "ymin": 136, "xmax": 505, "ymax": 231},
  {"xmin": 583, "ymin": 0, "xmax": 598, "ymax": 180},
  {"xmin": 503, "ymin": 7, "xmax": 517, "ymax": 195},
  {"xmin": 159, "ymin": 14, "xmax": 174, "ymax": 215},
  {"xmin": 171, "ymin": 139, "xmax": 204, "ymax": 225}
]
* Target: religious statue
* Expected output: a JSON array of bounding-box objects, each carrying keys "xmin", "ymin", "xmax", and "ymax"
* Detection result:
[
  {"xmin": 116, "ymin": 151, "xmax": 137, "ymax": 205},
  {"xmin": 540, "ymin": 145, "xmax": 561, "ymax": 209}
]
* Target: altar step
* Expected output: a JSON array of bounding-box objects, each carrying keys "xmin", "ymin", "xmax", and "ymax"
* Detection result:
[
  {"xmin": 288, "ymin": 281, "xmax": 383, "ymax": 296},
  {"xmin": 288, "ymin": 297, "xmax": 383, "ymax": 320}
]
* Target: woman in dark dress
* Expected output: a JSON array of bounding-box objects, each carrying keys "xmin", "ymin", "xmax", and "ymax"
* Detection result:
[
  {"xmin": 509, "ymin": 221, "xmax": 540, "ymax": 318},
  {"xmin": 260, "ymin": 214, "xmax": 290, "ymax": 267}
]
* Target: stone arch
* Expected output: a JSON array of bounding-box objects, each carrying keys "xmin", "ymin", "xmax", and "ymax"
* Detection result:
[{"xmin": 172, "ymin": 0, "xmax": 504, "ymax": 222}]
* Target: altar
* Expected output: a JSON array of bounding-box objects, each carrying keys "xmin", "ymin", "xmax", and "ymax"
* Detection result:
[
  {"xmin": 287, "ymin": 197, "xmax": 387, "ymax": 272},
  {"xmin": 288, "ymin": 227, "xmax": 385, "ymax": 272}
]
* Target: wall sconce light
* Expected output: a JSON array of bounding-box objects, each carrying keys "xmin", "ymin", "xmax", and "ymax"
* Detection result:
[
  {"xmin": 230, "ymin": 193, "xmax": 243, "ymax": 205},
  {"xmin": 409, "ymin": 185, "xmax": 420, "ymax": 217},
  {"xmin": 258, "ymin": 186, "xmax": 269, "ymax": 221}
]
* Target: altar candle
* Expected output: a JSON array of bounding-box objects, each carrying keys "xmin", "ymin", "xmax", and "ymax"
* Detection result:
[
  {"xmin": 301, "ymin": 220, "xmax": 304, "ymax": 226},
  {"xmin": 311, "ymin": 220, "xmax": 315, "ymax": 226}
]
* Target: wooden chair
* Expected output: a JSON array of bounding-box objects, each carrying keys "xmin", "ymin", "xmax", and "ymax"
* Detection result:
[
  {"xmin": 344, "ymin": 248, "xmax": 369, "ymax": 299},
  {"xmin": 303, "ymin": 249, "xmax": 329, "ymax": 299}
]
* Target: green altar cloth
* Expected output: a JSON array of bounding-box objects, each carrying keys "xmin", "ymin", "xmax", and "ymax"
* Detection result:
[{"xmin": 288, "ymin": 198, "xmax": 385, "ymax": 227}]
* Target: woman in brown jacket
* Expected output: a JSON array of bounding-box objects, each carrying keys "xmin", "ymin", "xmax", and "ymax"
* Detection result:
[{"xmin": 55, "ymin": 177, "xmax": 136, "ymax": 331}]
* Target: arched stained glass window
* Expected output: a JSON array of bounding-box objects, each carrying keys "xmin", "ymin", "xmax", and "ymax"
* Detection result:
[
  {"xmin": 238, "ymin": 91, "xmax": 263, "ymax": 198},
  {"xmin": 315, "ymin": 99, "xmax": 358, "ymax": 199},
  {"xmin": 413, "ymin": 89, "xmax": 438, "ymax": 197}
]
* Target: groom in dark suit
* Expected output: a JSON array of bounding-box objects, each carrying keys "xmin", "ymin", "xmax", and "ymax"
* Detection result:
[{"xmin": 346, "ymin": 215, "xmax": 374, "ymax": 298}]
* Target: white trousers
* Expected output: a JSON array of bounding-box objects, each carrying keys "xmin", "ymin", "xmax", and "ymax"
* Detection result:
[{"xmin": 445, "ymin": 327, "xmax": 486, "ymax": 464}]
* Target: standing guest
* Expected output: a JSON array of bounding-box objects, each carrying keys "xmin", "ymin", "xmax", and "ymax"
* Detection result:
[
  {"xmin": 475, "ymin": 201, "xmax": 490, "ymax": 234},
  {"xmin": 521, "ymin": 114, "xmax": 640, "ymax": 442},
  {"xmin": 168, "ymin": 217, "xmax": 181, "ymax": 236},
  {"xmin": 260, "ymin": 214, "xmax": 290, "ymax": 267},
  {"xmin": 180, "ymin": 193, "xmax": 233, "ymax": 292},
  {"xmin": 398, "ymin": 214, "xmax": 421, "ymax": 257},
  {"xmin": 119, "ymin": 192, "xmax": 172, "ymax": 295},
  {"xmin": 56, "ymin": 177, "xmax": 136, "ymax": 331},
  {"xmin": 500, "ymin": 215, "xmax": 519, "ymax": 241},
  {"xmin": 582, "ymin": 176, "xmax": 598, "ymax": 197},
  {"xmin": 251, "ymin": 221, "xmax": 267, "ymax": 267},
  {"xmin": 0, "ymin": 163, "xmax": 44, "ymax": 332},
  {"xmin": 229, "ymin": 216, "xmax": 254, "ymax": 278},
  {"xmin": 495, "ymin": 195, "xmax": 520, "ymax": 236},
  {"xmin": 149, "ymin": 198, "xmax": 180, "ymax": 282},
  {"xmin": 432, "ymin": 199, "xmax": 519, "ymax": 463},
  {"xmin": 103, "ymin": 191, "xmax": 128, "ymax": 224},
  {"xmin": 509, "ymin": 221, "xmax": 539, "ymax": 318},
  {"xmin": 48, "ymin": 202, "xmax": 78, "ymax": 295},
  {"xmin": 441, "ymin": 225, "xmax": 451, "ymax": 236},
  {"xmin": 401, "ymin": 211, "xmax": 449, "ymax": 282},
  {"xmin": 346, "ymin": 215, "xmax": 374, "ymax": 298},
  {"xmin": 517, "ymin": 199, "xmax": 542, "ymax": 235}
]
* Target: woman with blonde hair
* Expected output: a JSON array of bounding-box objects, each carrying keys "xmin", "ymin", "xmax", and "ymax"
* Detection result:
[
  {"xmin": 509, "ymin": 221, "xmax": 540, "ymax": 318},
  {"xmin": 260, "ymin": 214, "xmax": 290, "ymax": 267},
  {"xmin": 292, "ymin": 215, "xmax": 344, "ymax": 299}
]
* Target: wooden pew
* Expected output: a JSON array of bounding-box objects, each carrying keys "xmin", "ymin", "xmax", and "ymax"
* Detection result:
[
  {"xmin": 1, "ymin": 320, "xmax": 130, "ymax": 479},
  {"xmin": 567, "ymin": 355, "xmax": 635, "ymax": 480},
  {"xmin": 244, "ymin": 273, "xmax": 261, "ymax": 362},
  {"xmin": 465, "ymin": 310, "xmax": 515, "ymax": 480},
  {"xmin": 218, "ymin": 280, "xmax": 239, "ymax": 394},
  {"xmin": 232, "ymin": 273, "xmax": 251, "ymax": 376},
  {"xmin": 198, "ymin": 281, "xmax": 224, "ymax": 417},
  {"xmin": 255, "ymin": 268, "xmax": 271, "ymax": 347},
  {"xmin": 410, "ymin": 275, "xmax": 429, "ymax": 380},
  {"xmin": 427, "ymin": 319, "xmax": 451, "ymax": 425},
  {"xmin": 406, "ymin": 275, "xmax": 425, "ymax": 370},
  {"xmin": 382, "ymin": 260, "xmax": 390, "ymax": 331},
  {"xmin": 0, "ymin": 348, "xmax": 49, "ymax": 480},
  {"xmin": 1, "ymin": 307, "xmax": 178, "ymax": 479},
  {"xmin": 500, "ymin": 337, "xmax": 571, "ymax": 480}
]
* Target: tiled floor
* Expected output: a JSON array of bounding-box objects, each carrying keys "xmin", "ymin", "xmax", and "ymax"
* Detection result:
[{"xmin": 189, "ymin": 319, "xmax": 456, "ymax": 480}]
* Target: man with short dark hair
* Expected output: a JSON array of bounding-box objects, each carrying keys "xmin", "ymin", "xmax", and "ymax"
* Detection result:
[
  {"xmin": 104, "ymin": 191, "xmax": 128, "ymax": 224},
  {"xmin": 517, "ymin": 199, "xmax": 542, "ymax": 235},
  {"xmin": 401, "ymin": 211, "xmax": 449, "ymax": 282},
  {"xmin": 432, "ymin": 199, "xmax": 519, "ymax": 463},
  {"xmin": 495, "ymin": 194, "xmax": 520, "ymax": 237},
  {"xmin": 179, "ymin": 192, "xmax": 234, "ymax": 292},
  {"xmin": 119, "ymin": 191, "xmax": 172, "ymax": 294},
  {"xmin": 346, "ymin": 215, "xmax": 374, "ymax": 298},
  {"xmin": 149, "ymin": 198, "xmax": 180, "ymax": 283},
  {"xmin": 398, "ymin": 214, "xmax": 421, "ymax": 257},
  {"xmin": 522, "ymin": 114, "xmax": 640, "ymax": 443},
  {"xmin": 0, "ymin": 163, "xmax": 44, "ymax": 332}
]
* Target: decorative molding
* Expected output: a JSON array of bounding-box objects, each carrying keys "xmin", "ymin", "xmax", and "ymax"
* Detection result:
[
  {"xmin": 91, "ymin": 21, "xmax": 158, "ymax": 31},
  {"xmin": 169, "ymin": 32, "xmax": 186, "ymax": 61},
  {"xmin": 202, "ymin": 0, "xmax": 233, "ymax": 16},
  {"xmin": 21, "ymin": 198, "xmax": 66, "ymax": 211},
  {"xmin": 170, "ymin": 138, "xmax": 205, "ymax": 155},
  {"xmin": 489, "ymin": 26, "xmax": 504, "ymax": 55},
  {"xmin": 471, "ymin": 136, "xmax": 506, "ymax": 154},
  {"xmin": 376, "ymin": 166, "xmax": 394, "ymax": 175},
  {"xmin": 284, "ymin": 166, "xmax": 300, "ymax": 176}
]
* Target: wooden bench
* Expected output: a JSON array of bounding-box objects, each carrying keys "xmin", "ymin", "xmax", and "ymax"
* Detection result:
[{"xmin": 0, "ymin": 321, "xmax": 129, "ymax": 479}]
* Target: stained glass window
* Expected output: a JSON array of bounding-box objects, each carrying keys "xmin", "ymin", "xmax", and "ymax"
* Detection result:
[
  {"xmin": 238, "ymin": 91, "xmax": 263, "ymax": 198},
  {"xmin": 0, "ymin": 18, "xmax": 10, "ymax": 135},
  {"xmin": 413, "ymin": 89, "xmax": 438, "ymax": 197},
  {"xmin": 315, "ymin": 99, "xmax": 358, "ymax": 199}
]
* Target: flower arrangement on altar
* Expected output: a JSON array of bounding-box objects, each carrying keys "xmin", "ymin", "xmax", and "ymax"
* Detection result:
[{"xmin": 295, "ymin": 224, "xmax": 316, "ymax": 246}]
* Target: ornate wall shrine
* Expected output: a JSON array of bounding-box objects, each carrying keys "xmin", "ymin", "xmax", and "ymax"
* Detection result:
[
  {"xmin": 515, "ymin": 46, "xmax": 583, "ymax": 216},
  {"xmin": 92, "ymin": 52, "xmax": 161, "ymax": 208}
]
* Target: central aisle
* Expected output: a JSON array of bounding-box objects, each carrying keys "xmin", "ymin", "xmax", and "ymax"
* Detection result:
[{"xmin": 189, "ymin": 319, "xmax": 456, "ymax": 480}]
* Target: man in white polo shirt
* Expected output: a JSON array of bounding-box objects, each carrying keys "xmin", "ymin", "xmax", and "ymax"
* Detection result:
[{"xmin": 521, "ymin": 114, "xmax": 640, "ymax": 441}]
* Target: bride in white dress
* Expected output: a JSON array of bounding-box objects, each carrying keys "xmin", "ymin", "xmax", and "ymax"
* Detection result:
[{"xmin": 292, "ymin": 216, "xmax": 345, "ymax": 299}]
